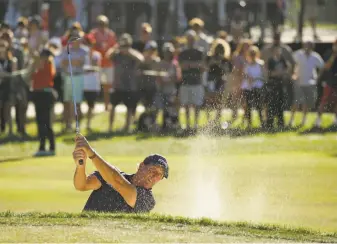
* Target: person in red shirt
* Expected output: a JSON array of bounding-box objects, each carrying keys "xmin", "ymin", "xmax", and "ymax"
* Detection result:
[
  {"xmin": 31, "ymin": 48, "xmax": 56, "ymax": 157},
  {"xmin": 89, "ymin": 15, "xmax": 117, "ymax": 111}
]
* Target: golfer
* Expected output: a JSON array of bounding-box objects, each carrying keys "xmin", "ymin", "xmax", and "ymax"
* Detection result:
[{"xmin": 73, "ymin": 134, "xmax": 169, "ymax": 213}]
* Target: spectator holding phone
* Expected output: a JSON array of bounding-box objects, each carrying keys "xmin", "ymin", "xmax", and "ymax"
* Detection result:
[{"xmin": 60, "ymin": 28, "xmax": 87, "ymax": 132}]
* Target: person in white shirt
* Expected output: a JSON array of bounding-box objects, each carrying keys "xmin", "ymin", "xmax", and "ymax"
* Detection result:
[
  {"xmin": 82, "ymin": 34, "xmax": 102, "ymax": 132},
  {"xmin": 289, "ymin": 41, "xmax": 324, "ymax": 127}
]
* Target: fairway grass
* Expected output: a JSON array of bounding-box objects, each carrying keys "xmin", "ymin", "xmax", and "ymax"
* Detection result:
[
  {"xmin": 0, "ymin": 109, "xmax": 337, "ymax": 242},
  {"xmin": 1, "ymin": 212, "xmax": 337, "ymax": 243}
]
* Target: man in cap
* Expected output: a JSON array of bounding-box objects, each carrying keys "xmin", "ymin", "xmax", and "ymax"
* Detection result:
[{"xmin": 73, "ymin": 134, "xmax": 168, "ymax": 213}]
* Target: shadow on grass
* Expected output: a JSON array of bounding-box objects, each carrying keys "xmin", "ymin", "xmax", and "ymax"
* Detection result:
[
  {"xmin": 0, "ymin": 156, "xmax": 30, "ymax": 164},
  {"xmin": 298, "ymin": 125, "xmax": 337, "ymax": 135},
  {"xmin": 0, "ymin": 133, "xmax": 36, "ymax": 145}
]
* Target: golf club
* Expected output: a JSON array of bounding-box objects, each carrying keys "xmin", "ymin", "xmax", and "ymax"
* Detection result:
[{"xmin": 67, "ymin": 36, "xmax": 83, "ymax": 165}]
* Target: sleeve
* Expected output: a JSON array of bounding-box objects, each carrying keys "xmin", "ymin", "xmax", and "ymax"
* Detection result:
[
  {"xmin": 93, "ymin": 171, "xmax": 107, "ymax": 185},
  {"xmin": 133, "ymin": 187, "xmax": 155, "ymax": 213}
]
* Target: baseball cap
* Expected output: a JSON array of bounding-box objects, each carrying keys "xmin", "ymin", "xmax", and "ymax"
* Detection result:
[
  {"xmin": 185, "ymin": 29, "xmax": 197, "ymax": 38},
  {"xmin": 144, "ymin": 40, "xmax": 158, "ymax": 50},
  {"xmin": 143, "ymin": 154, "xmax": 169, "ymax": 179},
  {"xmin": 162, "ymin": 42, "xmax": 175, "ymax": 53},
  {"xmin": 119, "ymin": 33, "xmax": 133, "ymax": 47}
]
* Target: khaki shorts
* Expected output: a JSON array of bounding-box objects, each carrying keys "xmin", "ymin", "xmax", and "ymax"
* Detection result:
[
  {"xmin": 100, "ymin": 67, "xmax": 115, "ymax": 85},
  {"xmin": 293, "ymin": 85, "xmax": 317, "ymax": 109},
  {"xmin": 179, "ymin": 84, "xmax": 205, "ymax": 107}
]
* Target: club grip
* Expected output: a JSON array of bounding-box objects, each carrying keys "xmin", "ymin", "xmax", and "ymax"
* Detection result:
[{"xmin": 79, "ymin": 159, "xmax": 84, "ymax": 165}]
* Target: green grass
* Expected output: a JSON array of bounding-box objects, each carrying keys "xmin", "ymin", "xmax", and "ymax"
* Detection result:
[
  {"xmin": 0, "ymin": 107, "xmax": 337, "ymax": 242},
  {"xmin": 0, "ymin": 212, "xmax": 337, "ymax": 242}
]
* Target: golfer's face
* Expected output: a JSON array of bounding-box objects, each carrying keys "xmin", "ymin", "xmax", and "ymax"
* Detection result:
[{"xmin": 143, "ymin": 165, "xmax": 164, "ymax": 188}]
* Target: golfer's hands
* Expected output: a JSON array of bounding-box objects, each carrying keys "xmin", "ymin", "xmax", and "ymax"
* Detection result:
[
  {"xmin": 73, "ymin": 149, "xmax": 87, "ymax": 167},
  {"xmin": 75, "ymin": 134, "xmax": 94, "ymax": 156}
]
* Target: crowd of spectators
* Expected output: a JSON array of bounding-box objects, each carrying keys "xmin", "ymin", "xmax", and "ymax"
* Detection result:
[{"xmin": 0, "ymin": 11, "xmax": 336, "ymax": 157}]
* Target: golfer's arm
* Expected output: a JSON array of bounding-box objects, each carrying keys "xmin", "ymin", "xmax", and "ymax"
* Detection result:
[
  {"xmin": 89, "ymin": 151, "xmax": 137, "ymax": 207},
  {"xmin": 73, "ymin": 166, "xmax": 101, "ymax": 191}
]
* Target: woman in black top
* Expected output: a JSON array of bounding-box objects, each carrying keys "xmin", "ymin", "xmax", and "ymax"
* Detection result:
[
  {"xmin": 0, "ymin": 39, "xmax": 17, "ymax": 135},
  {"xmin": 205, "ymin": 40, "xmax": 232, "ymax": 126},
  {"xmin": 266, "ymin": 45, "xmax": 291, "ymax": 130}
]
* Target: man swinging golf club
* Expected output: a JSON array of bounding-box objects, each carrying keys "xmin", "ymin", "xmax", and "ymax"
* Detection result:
[{"xmin": 73, "ymin": 134, "xmax": 169, "ymax": 213}]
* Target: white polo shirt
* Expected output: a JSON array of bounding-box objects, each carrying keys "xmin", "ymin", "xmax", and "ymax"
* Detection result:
[{"xmin": 293, "ymin": 50, "xmax": 324, "ymax": 86}]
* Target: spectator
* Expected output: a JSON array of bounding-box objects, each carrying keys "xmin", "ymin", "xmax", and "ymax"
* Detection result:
[
  {"xmin": 261, "ymin": 32, "xmax": 295, "ymax": 71},
  {"xmin": 82, "ymin": 34, "xmax": 102, "ymax": 132},
  {"xmin": 242, "ymin": 46, "xmax": 266, "ymax": 128},
  {"xmin": 189, "ymin": 18, "xmax": 210, "ymax": 53},
  {"xmin": 230, "ymin": 8, "xmax": 247, "ymax": 45},
  {"xmin": 31, "ymin": 48, "xmax": 56, "ymax": 157},
  {"xmin": 266, "ymin": 45, "xmax": 292, "ymax": 130},
  {"xmin": 0, "ymin": 22, "xmax": 11, "ymax": 36},
  {"xmin": 205, "ymin": 39, "xmax": 232, "ymax": 127},
  {"xmin": 47, "ymin": 37, "xmax": 63, "ymax": 107},
  {"xmin": 27, "ymin": 15, "xmax": 48, "ymax": 55},
  {"xmin": 227, "ymin": 39, "xmax": 251, "ymax": 124},
  {"xmin": 315, "ymin": 39, "xmax": 337, "ymax": 129},
  {"xmin": 138, "ymin": 41, "xmax": 160, "ymax": 113},
  {"xmin": 106, "ymin": 33, "xmax": 144, "ymax": 133},
  {"xmin": 289, "ymin": 41, "xmax": 324, "ymax": 127},
  {"xmin": 261, "ymin": 32, "xmax": 295, "ymax": 110},
  {"xmin": 89, "ymin": 15, "xmax": 117, "ymax": 111},
  {"xmin": 60, "ymin": 29, "xmax": 87, "ymax": 132},
  {"xmin": 1, "ymin": 30, "xmax": 27, "ymax": 136},
  {"xmin": 178, "ymin": 30, "xmax": 205, "ymax": 131},
  {"xmin": 304, "ymin": 0, "xmax": 325, "ymax": 41},
  {"xmin": 14, "ymin": 17, "xmax": 29, "ymax": 40},
  {"xmin": 155, "ymin": 42, "xmax": 182, "ymax": 131},
  {"xmin": 214, "ymin": 31, "xmax": 231, "ymax": 59},
  {"xmin": 269, "ymin": 0, "xmax": 287, "ymax": 38},
  {"xmin": 61, "ymin": 22, "xmax": 83, "ymax": 47},
  {"xmin": 133, "ymin": 22, "xmax": 153, "ymax": 53},
  {"xmin": 0, "ymin": 39, "xmax": 17, "ymax": 135}
]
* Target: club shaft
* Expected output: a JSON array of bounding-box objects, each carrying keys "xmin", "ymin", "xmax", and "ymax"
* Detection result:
[{"xmin": 67, "ymin": 40, "xmax": 83, "ymax": 165}]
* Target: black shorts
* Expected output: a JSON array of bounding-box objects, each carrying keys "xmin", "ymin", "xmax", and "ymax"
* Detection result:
[
  {"xmin": 110, "ymin": 91, "xmax": 139, "ymax": 112},
  {"xmin": 84, "ymin": 91, "xmax": 98, "ymax": 108},
  {"xmin": 139, "ymin": 89, "xmax": 156, "ymax": 108}
]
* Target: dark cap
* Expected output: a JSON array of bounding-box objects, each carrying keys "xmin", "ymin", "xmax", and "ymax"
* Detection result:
[
  {"xmin": 143, "ymin": 154, "xmax": 169, "ymax": 179},
  {"xmin": 40, "ymin": 48, "xmax": 53, "ymax": 57}
]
